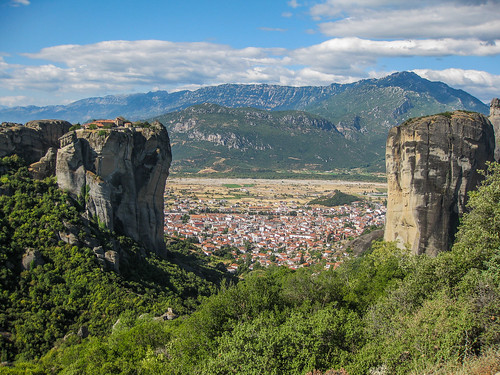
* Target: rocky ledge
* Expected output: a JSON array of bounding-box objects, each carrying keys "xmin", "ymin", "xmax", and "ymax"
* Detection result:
[{"xmin": 490, "ymin": 98, "xmax": 500, "ymax": 161}]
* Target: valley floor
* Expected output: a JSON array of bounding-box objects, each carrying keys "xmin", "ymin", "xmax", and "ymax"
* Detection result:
[{"xmin": 164, "ymin": 178, "xmax": 387, "ymax": 272}]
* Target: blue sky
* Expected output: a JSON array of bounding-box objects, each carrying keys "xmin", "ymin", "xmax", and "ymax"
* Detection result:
[{"xmin": 0, "ymin": 0, "xmax": 499, "ymax": 107}]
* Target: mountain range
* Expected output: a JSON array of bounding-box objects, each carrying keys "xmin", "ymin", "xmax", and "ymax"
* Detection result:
[
  {"xmin": 0, "ymin": 71, "xmax": 490, "ymax": 175},
  {"xmin": 0, "ymin": 72, "xmax": 487, "ymax": 124}
]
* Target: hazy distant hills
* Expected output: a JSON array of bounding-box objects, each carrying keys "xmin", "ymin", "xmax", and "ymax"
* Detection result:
[{"xmin": 0, "ymin": 83, "xmax": 345, "ymax": 124}]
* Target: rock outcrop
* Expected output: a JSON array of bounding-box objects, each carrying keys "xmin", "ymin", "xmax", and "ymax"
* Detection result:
[
  {"xmin": 56, "ymin": 122, "xmax": 171, "ymax": 256},
  {"xmin": 0, "ymin": 120, "xmax": 72, "ymax": 165},
  {"xmin": 490, "ymin": 98, "xmax": 500, "ymax": 161},
  {"xmin": 21, "ymin": 249, "xmax": 45, "ymax": 270},
  {"xmin": 384, "ymin": 111, "xmax": 494, "ymax": 256},
  {"xmin": 344, "ymin": 229, "xmax": 384, "ymax": 256}
]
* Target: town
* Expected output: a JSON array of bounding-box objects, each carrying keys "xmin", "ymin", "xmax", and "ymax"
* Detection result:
[{"xmin": 164, "ymin": 179, "xmax": 386, "ymax": 273}]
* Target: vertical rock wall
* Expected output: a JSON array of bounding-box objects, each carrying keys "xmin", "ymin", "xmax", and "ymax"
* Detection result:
[
  {"xmin": 490, "ymin": 98, "xmax": 500, "ymax": 161},
  {"xmin": 56, "ymin": 122, "xmax": 172, "ymax": 256},
  {"xmin": 0, "ymin": 120, "xmax": 72, "ymax": 177},
  {"xmin": 384, "ymin": 111, "xmax": 494, "ymax": 256}
]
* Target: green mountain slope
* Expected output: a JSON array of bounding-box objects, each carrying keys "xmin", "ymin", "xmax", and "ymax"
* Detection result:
[
  {"xmin": 149, "ymin": 72, "xmax": 488, "ymax": 176},
  {"xmin": 306, "ymin": 72, "xmax": 485, "ymax": 139},
  {"xmin": 155, "ymin": 103, "xmax": 379, "ymax": 176},
  {"xmin": 304, "ymin": 72, "xmax": 489, "ymax": 169}
]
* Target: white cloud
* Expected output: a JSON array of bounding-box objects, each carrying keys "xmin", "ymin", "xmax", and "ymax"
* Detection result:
[
  {"xmin": 290, "ymin": 38, "xmax": 500, "ymax": 75},
  {"xmin": 287, "ymin": 0, "xmax": 301, "ymax": 8},
  {"xmin": 0, "ymin": 41, "xmax": 290, "ymax": 100},
  {"xmin": 0, "ymin": 39, "xmax": 498, "ymax": 105},
  {"xmin": 312, "ymin": 1, "xmax": 500, "ymax": 40},
  {"xmin": 0, "ymin": 96, "xmax": 29, "ymax": 106},
  {"xmin": 413, "ymin": 68, "xmax": 500, "ymax": 103},
  {"xmin": 10, "ymin": 0, "xmax": 30, "ymax": 6}
]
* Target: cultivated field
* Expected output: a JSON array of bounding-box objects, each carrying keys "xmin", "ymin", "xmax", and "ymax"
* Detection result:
[{"xmin": 166, "ymin": 178, "xmax": 387, "ymax": 205}]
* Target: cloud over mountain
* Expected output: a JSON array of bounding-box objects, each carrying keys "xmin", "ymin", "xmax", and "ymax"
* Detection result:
[{"xmin": 0, "ymin": 0, "xmax": 498, "ymax": 106}]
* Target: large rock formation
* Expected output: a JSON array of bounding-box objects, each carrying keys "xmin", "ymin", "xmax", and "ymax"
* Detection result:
[
  {"xmin": 0, "ymin": 120, "xmax": 72, "ymax": 175},
  {"xmin": 490, "ymin": 98, "xmax": 500, "ymax": 161},
  {"xmin": 56, "ymin": 122, "xmax": 171, "ymax": 256},
  {"xmin": 384, "ymin": 111, "xmax": 494, "ymax": 256}
]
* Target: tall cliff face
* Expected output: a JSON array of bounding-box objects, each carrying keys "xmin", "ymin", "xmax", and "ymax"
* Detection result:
[
  {"xmin": 490, "ymin": 98, "xmax": 500, "ymax": 161},
  {"xmin": 56, "ymin": 122, "xmax": 171, "ymax": 256},
  {"xmin": 0, "ymin": 120, "xmax": 72, "ymax": 176},
  {"xmin": 384, "ymin": 111, "xmax": 494, "ymax": 256}
]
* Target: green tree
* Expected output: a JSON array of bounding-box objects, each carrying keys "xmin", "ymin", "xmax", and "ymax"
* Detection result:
[{"xmin": 453, "ymin": 161, "xmax": 500, "ymax": 276}]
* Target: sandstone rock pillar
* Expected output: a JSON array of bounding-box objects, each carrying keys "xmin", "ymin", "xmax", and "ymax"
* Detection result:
[
  {"xmin": 384, "ymin": 111, "xmax": 494, "ymax": 256},
  {"xmin": 56, "ymin": 122, "xmax": 171, "ymax": 256},
  {"xmin": 489, "ymin": 98, "xmax": 500, "ymax": 161}
]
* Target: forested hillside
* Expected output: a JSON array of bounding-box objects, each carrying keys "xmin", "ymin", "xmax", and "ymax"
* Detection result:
[
  {"xmin": 0, "ymin": 156, "xmax": 231, "ymax": 364},
  {"xmin": 1, "ymin": 156, "xmax": 499, "ymax": 373}
]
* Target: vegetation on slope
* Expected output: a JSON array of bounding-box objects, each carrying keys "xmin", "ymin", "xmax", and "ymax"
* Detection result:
[
  {"xmin": 308, "ymin": 190, "xmax": 360, "ymax": 207},
  {"xmin": 1, "ymin": 158, "xmax": 499, "ymax": 374},
  {"xmin": 0, "ymin": 156, "xmax": 231, "ymax": 363},
  {"xmin": 154, "ymin": 103, "xmax": 380, "ymax": 176}
]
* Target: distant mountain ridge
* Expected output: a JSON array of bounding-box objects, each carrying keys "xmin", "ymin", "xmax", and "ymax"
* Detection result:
[{"xmin": 0, "ymin": 72, "xmax": 488, "ymax": 124}]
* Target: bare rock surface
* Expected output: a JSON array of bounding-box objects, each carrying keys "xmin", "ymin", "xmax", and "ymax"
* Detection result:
[
  {"xmin": 0, "ymin": 120, "xmax": 72, "ymax": 165},
  {"xmin": 490, "ymin": 98, "xmax": 500, "ymax": 161},
  {"xmin": 56, "ymin": 122, "xmax": 172, "ymax": 255},
  {"xmin": 29, "ymin": 147, "xmax": 58, "ymax": 179},
  {"xmin": 21, "ymin": 248, "xmax": 45, "ymax": 270},
  {"xmin": 384, "ymin": 111, "xmax": 494, "ymax": 256},
  {"xmin": 344, "ymin": 229, "xmax": 384, "ymax": 256}
]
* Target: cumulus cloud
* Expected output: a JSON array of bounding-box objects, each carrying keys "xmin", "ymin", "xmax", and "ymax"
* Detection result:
[
  {"xmin": 290, "ymin": 38, "xmax": 500, "ymax": 76},
  {"xmin": 10, "ymin": 0, "xmax": 30, "ymax": 6},
  {"xmin": 0, "ymin": 96, "xmax": 29, "ymax": 106},
  {"xmin": 0, "ymin": 38, "xmax": 498, "ymax": 105},
  {"xmin": 312, "ymin": 1, "xmax": 500, "ymax": 40},
  {"xmin": 413, "ymin": 68, "xmax": 500, "ymax": 102},
  {"xmin": 0, "ymin": 41, "xmax": 291, "ymax": 101}
]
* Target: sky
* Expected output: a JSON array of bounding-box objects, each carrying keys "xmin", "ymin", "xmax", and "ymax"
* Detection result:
[{"xmin": 0, "ymin": 0, "xmax": 499, "ymax": 107}]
